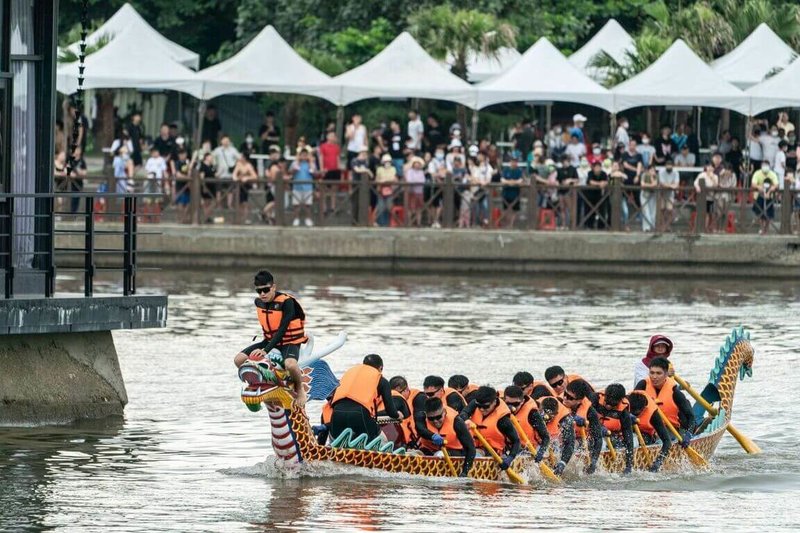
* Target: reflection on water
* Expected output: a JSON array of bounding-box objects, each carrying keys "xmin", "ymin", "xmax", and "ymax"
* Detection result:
[{"xmin": 1, "ymin": 270, "xmax": 799, "ymax": 532}]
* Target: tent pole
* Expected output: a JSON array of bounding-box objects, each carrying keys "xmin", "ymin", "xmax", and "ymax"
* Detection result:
[
  {"xmin": 335, "ymin": 105, "xmax": 345, "ymax": 145},
  {"xmin": 194, "ymin": 100, "xmax": 206, "ymax": 151},
  {"xmin": 610, "ymin": 112, "xmax": 616, "ymax": 144},
  {"xmin": 744, "ymin": 115, "xmax": 752, "ymax": 176},
  {"xmin": 471, "ymin": 110, "xmax": 479, "ymax": 143},
  {"xmin": 697, "ymin": 106, "xmax": 702, "ymax": 150},
  {"xmin": 546, "ymin": 103, "xmax": 552, "ymax": 132}
]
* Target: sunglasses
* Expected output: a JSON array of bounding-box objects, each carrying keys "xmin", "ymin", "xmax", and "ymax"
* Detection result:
[
  {"xmin": 476, "ymin": 402, "xmax": 492, "ymax": 410},
  {"xmin": 424, "ymin": 388, "xmax": 442, "ymax": 398},
  {"xmin": 505, "ymin": 401, "xmax": 522, "ymax": 409},
  {"xmin": 564, "ymin": 393, "xmax": 578, "ymax": 401},
  {"xmin": 548, "ymin": 378, "xmax": 565, "ymax": 388},
  {"xmin": 255, "ymin": 285, "xmax": 273, "ymax": 294},
  {"xmin": 426, "ymin": 412, "xmax": 444, "ymax": 421}
]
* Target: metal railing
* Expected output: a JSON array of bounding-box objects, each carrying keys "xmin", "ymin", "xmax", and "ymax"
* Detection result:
[
  {"xmin": 1, "ymin": 191, "xmax": 153, "ymax": 299},
  {"xmin": 51, "ymin": 174, "xmax": 800, "ymax": 236}
]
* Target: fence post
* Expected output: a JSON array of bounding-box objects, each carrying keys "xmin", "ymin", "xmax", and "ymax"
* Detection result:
[
  {"xmin": 122, "ymin": 197, "xmax": 134, "ymax": 296},
  {"xmin": 610, "ymin": 177, "xmax": 622, "ymax": 232},
  {"xmin": 3, "ymin": 196, "xmax": 14, "ymax": 298},
  {"xmin": 44, "ymin": 195, "xmax": 55, "ymax": 297},
  {"xmin": 358, "ymin": 177, "xmax": 370, "ymax": 227},
  {"xmin": 442, "ymin": 174, "xmax": 454, "ymax": 228},
  {"xmin": 190, "ymin": 169, "xmax": 200, "ymax": 225},
  {"xmin": 85, "ymin": 197, "xmax": 94, "ymax": 297},
  {"xmin": 569, "ymin": 187, "xmax": 578, "ymax": 230},
  {"xmin": 275, "ymin": 173, "xmax": 286, "ymax": 226},
  {"xmin": 780, "ymin": 186, "xmax": 793, "ymax": 234},
  {"xmin": 527, "ymin": 179, "xmax": 538, "ymax": 230},
  {"xmin": 695, "ymin": 183, "xmax": 706, "ymax": 235}
]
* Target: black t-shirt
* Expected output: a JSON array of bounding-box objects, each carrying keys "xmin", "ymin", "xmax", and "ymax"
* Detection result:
[
  {"xmin": 174, "ymin": 158, "xmax": 191, "ymax": 185},
  {"xmin": 426, "ymin": 125, "xmax": 446, "ymax": 152},
  {"xmin": 621, "ymin": 151, "xmax": 643, "ymax": 183},
  {"xmin": 199, "ymin": 161, "xmax": 216, "ymax": 178},
  {"xmin": 75, "ymin": 114, "xmax": 90, "ymax": 152},
  {"xmin": 725, "ymin": 149, "xmax": 744, "ymax": 174},
  {"xmin": 202, "ymin": 117, "xmax": 222, "ymax": 148},
  {"xmin": 259, "ymin": 124, "xmax": 281, "ymax": 152},
  {"xmin": 587, "ymin": 170, "xmax": 608, "ymax": 185},
  {"xmin": 655, "ymin": 137, "xmax": 678, "ymax": 161},
  {"xmin": 127, "ymin": 122, "xmax": 144, "ymax": 154},
  {"xmin": 153, "ymin": 135, "xmax": 175, "ymax": 158},
  {"xmin": 384, "ymin": 130, "xmax": 405, "ymax": 159},
  {"xmin": 557, "ymin": 165, "xmax": 578, "ymax": 193},
  {"xmin": 515, "ymin": 126, "xmax": 534, "ymax": 155}
]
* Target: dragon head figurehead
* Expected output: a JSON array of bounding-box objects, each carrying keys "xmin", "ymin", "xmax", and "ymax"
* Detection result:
[{"xmin": 238, "ymin": 352, "xmax": 311, "ymax": 412}]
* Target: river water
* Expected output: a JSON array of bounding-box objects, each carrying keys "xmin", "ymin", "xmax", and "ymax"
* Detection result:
[{"xmin": 2, "ymin": 270, "xmax": 800, "ymax": 532}]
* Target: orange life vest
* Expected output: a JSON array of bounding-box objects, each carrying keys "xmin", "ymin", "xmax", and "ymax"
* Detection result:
[
  {"xmin": 538, "ymin": 396, "xmax": 572, "ymax": 439},
  {"xmin": 418, "ymin": 406, "xmax": 464, "ymax": 452},
  {"xmin": 321, "ymin": 401, "xmax": 333, "ymax": 425},
  {"xmin": 256, "ymin": 293, "xmax": 307, "ymax": 346},
  {"xmin": 629, "ymin": 391, "xmax": 659, "ymax": 437},
  {"xmin": 644, "ymin": 377, "xmax": 681, "ymax": 428},
  {"xmin": 397, "ymin": 388, "xmax": 422, "ymax": 445},
  {"xmin": 514, "ymin": 398, "xmax": 541, "ymax": 445},
  {"xmin": 563, "ymin": 374, "xmax": 595, "ymax": 394},
  {"xmin": 375, "ymin": 389, "xmax": 406, "ymax": 414},
  {"xmin": 572, "ymin": 397, "xmax": 593, "ymax": 437},
  {"xmin": 331, "ymin": 364, "xmax": 382, "ymax": 416},
  {"xmin": 443, "ymin": 387, "xmax": 467, "ymax": 408},
  {"xmin": 461, "ymin": 383, "xmax": 479, "ymax": 400},
  {"xmin": 596, "ymin": 392, "xmax": 630, "ymax": 433},
  {"xmin": 470, "ymin": 399, "xmax": 512, "ymax": 453}
]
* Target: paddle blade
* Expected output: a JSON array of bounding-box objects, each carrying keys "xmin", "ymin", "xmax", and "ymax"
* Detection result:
[
  {"xmin": 539, "ymin": 462, "xmax": 562, "ymax": 484},
  {"xmin": 686, "ymin": 445, "xmax": 708, "ymax": 467},
  {"xmin": 307, "ymin": 360, "xmax": 339, "ymax": 401},
  {"xmin": 727, "ymin": 424, "xmax": 762, "ymax": 454}
]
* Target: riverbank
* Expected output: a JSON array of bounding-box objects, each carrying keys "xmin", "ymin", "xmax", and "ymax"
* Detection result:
[{"xmin": 56, "ymin": 223, "xmax": 800, "ymax": 278}]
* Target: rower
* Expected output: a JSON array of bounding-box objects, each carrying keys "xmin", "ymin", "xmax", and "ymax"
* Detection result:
[
  {"xmin": 635, "ymin": 356, "xmax": 695, "ymax": 445},
  {"xmin": 512, "ymin": 371, "xmax": 536, "ymax": 397},
  {"xmin": 538, "ymin": 397, "xmax": 575, "ymax": 475},
  {"xmin": 329, "ymin": 354, "xmax": 402, "ymax": 440},
  {"xmin": 628, "ymin": 390, "xmax": 672, "ymax": 472},
  {"xmin": 531, "ymin": 383, "xmax": 555, "ymax": 400},
  {"xmin": 544, "ymin": 366, "xmax": 592, "ymax": 398},
  {"xmin": 385, "ymin": 376, "xmax": 420, "ymax": 446},
  {"xmin": 634, "ymin": 335, "xmax": 673, "ymax": 388},
  {"xmin": 502, "ymin": 385, "xmax": 549, "ymax": 462},
  {"xmin": 417, "ymin": 397, "xmax": 476, "ymax": 477},
  {"xmin": 234, "ymin": 270, "xmax": 308, "ymax": 408},
  {"xmin": 412, "ymin": 376, "xmax": 466, "ymax": 447},
  {"xmin": 448, "ymin": 375, "xmax": 479, "ymax": 403},
  {"xmin": 562, "ymin": 379, "xmax": 603, "ymax": 474},
  {"xmin": 459, "ymin": 386, "xmax": 521, "ymax": 471},
  {"xmin": 376, "ymin": 376, "xmax": 413, "ymax": 419},
  {"xmin": 593, "ymin": 383, "xmax": 634, "ymax": 474}
]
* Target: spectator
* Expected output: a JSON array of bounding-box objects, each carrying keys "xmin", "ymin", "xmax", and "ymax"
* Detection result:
[
  {"xmin": 258, "ymin": 112, "xmax": 281, "ymax": 153},
  {"xmin": 655, "ymin": 126, "xmax": 678, "ymax": 164},
  {"xmin": 716, "ymin": 163, "xmax": 737, "ymax": 230},
  {"xmin": 318, "ymin": 131, "xmax": 342, "ymax": 215},
  {"xmin": 751, "ymin": 161, "xmax": 778, "ymax": 234},
  {"xmin": 454, "ymin": 156, "xmax": 472, "ymax": 228},
  {"xmin": 657, "ymin": 158, "xmax": 680, "ymax": 232},
  {"xmin": 546, "ymin": 124, "xmax": 566, "ymax": 159},
  {"xmin": 446, "ymin": 139, "xmax": 465, "ymax": 172},
  {"xmin": 350, "ymin": 148, "xmax": 373, "ymax": 225},
  {"xmin": 775, "ymin": 140, "xmax": 788, "ymax": 188},
  {"xmin": 556, "ymin": 153, "xmax": 579, "ymax": 229},
  {"xmin": 112, "ymin": 145, "xmax": 134, "ymax": 193},
  {"xmin": 674, "ymin": 145, "xmax": 696, "ymax": 167},
  {"xmin": 68, "ymin": 146, "xmax": 88, "ymax": 214},
  {"xmin": 614, "ymin": 116, "xmax": 630, "ymax": 147},
  {"xmin": 760, "ymin": 125, "xmax": 780, "ymax": 169},
  {"xmin": 375, "ymin": 154, "xmax": 398, "ymax": 227},
  {"xmin": 640, "ymin": 165, "xmax": 658, "ymax": 232},
  {"xmin": 586, "ymin": 160, "xmax": 609, "ymax": 229},
  {"xmin": 711, "ymin": 152, "xmax": 724, "ymax": 176},
  {"xmin": 67, "ymin": 100, "xmax": 90, "ymax": 156},
  {"xmin": 777, "ymin": 111, "xmax": 795, "ymax": 137},
  {"xmin": 171, "ymin": 147, "xmax": 192, "ymax": 223},
  {"xmin": 212, "ymin": 134, "xmax": 241, "ymax": 209},
  {"xmin": 717, "ymin": 130, "xmax": 732, "ymax": 156},
  {"xmin": 239, "ymin": 132, "xmax": 258, "ymax": 163},
  {"xmin": 289, "ymin": 148, "xmax": 316, "ymax": 227},
  {"xmin": 232, "ymin": 152, "xmax": 258, "ymax": 224},
  {"xmin": 144, "ymin": 145, "xmax": 168, "ymax": 219},
  {"xmin": 792, "ymin": 171, "xmax": 800, "ymax": 232},
  {"xmin": 587, "ymin": 143, "xmax": 604, "ymax": 166},
  {"xmin": 127, "ymin": 111, "xmax": 145, "ymax": 166},
  {"xmin": 469, "ymin": 151, "xmax": 493, "ymax": 228},
  {"xmin": 110, "ymin": 128, "xmax": 134, "ymax": 157},
  {"xmin": 152, "ymin": 122, "xmax": 175, "ymax": 161},
  {"xmin": 55, "ymin": 119, "xmax": 66, "ymax": 154},
  {"xmin": 405, "ymin": 156, "xmax": 426, "ymax": 226},
  {"xmin": 694, "ymin": 164, "xmax": 719, "ymax": 232},
  {"xmin": 671, "ymin": 123, "xmax": 688, "ymax": 151},
  {"xmin": 726, "ymin": 137, "xmax": 744, "ymax": 180},
  {"xmin": 201, "ymin": 105, "xmax": 222, "ymax": 149},
  {"xmin": 386, "ymin": 120, "xmax": 406, "ymax": 177},
  {"xmin": 53, "ymin": 150, "xmax": 69, "ymax": 215},
  {"xmin": 198, "ymin": 152, "xmax": 217, "ymax": 223},
  {"xmin": 407, "ymin": 110, "xmax": 424, "ymax": 152},
  {"xmin": 191, "ymin": 139, "xmax": 213, "ymax": 172},
  {"xmin": 569, "ymin": 114, "xmax": 587, "ymax": 144},
  {"xmin": 501, "ymin": 156, "xmax": 524, "ymax": 227},
  {"xmin": 637, "ymin": 133, "xmax": 656, "ymax": 168},
  {"xmin": 424, "ymin": 114, "xmax": 446, "ymax": 154},
  {"xmin": 565, "ymin": 134, "xmax": 586, "ymax": 167},
  {"xmin": 621, "ymin": 139, "xmax": 643, "ymax": 185},
  {"xmin": 428, "ymin": 157, "xmax": 448, "ymax": 229},
  {"xmin": 515, "ymin": 119, "xmax": 535, "ymax": 161},
  {"xmin": 684, "ymin": 124, "xmax": 700, "ymax": 161},
  {"xmin": 345, "ymin": 113, "xmax": 368, "ymax": 166},
  {"xmin": 786, "ymin": 130, "xmax": 798, "ymax": 173}
]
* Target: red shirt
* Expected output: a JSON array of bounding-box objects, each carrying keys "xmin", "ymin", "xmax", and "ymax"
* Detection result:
[{"xmin": 319, "ymin": 142, "xmax": 340, "ymax": 171}]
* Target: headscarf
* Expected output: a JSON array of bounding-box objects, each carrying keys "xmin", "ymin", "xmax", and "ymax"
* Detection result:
[{"xmin": 643, "ymin": 334, "xmax": 673, "ymax": 367}]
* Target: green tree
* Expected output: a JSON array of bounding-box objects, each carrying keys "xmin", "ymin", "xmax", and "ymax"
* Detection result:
[
  {"xmin": 589, "ymin": 29, "xmax": 672, "ymax": 86},
  {"xmin": 717, "ymin": 0, "xmax": 800, "ymax": 49},
  {"xmin": 322, "ymin": 18, "xmax": 396, "ymax": 70}
]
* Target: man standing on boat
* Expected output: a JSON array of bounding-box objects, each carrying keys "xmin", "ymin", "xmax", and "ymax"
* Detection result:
[{"xmin": 234, "ymin": 270, "xmax": 308, "ymax": 408}]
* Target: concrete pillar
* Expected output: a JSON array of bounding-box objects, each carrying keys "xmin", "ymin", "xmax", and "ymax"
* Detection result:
[{"xmin": 0, "ymin": 331, "xmax": 127, "ymax": 425}]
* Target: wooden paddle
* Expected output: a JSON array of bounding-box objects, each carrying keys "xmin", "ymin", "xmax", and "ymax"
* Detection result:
[
  {"xmin": 604, "ymin": 434, "xmax": 617, "ymax": 461},
  {"xmin": 509, "ymin": 415, "xmax": 562, "ymax": 483},
  {"xmin": 673, "ymin": 373, "xmax": 761, "ymax": 454},
  {"xmin": 656, "ymin": 408, "xmax": 708, "ymax": 467},
  {"xmin": 632, "ymin": 421, "xmax": 652, "ymax": 465},
  {"xmin": 468, "ymin": 423, "xmax": 526, "ymax": 485},
  {"xmin": 440, "ymin": 439, "xmax": 460, "ymax": 477}
]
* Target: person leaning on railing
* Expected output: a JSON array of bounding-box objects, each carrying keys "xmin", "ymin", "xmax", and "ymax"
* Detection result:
[{"xmin": 751, "ymin": 161, "xmax": 779, "ymax": 235}]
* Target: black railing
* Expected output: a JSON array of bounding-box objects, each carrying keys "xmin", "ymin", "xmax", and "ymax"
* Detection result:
[{"xmin": 1, "ymin": 191, "xmax": 154, "ymax": 299}]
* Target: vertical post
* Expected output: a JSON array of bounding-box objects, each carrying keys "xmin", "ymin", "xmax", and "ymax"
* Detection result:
[
  {"xmin": 545, "ymin": 103, "xmax": 552, "ymax": 132},
  {"xmin": 274, "ymin": 172, "xmax": 286, "ymax": 226},
  {"xmin": 569, "ymin": 187, "xmax": 578, "ymax": 230},
  {"xmin": 190, "ymin": 169, "xmax": 200, "ymax": 225},
  {"xmin": 358, "ymin": 176, "xmax": 370, "ymax": 227},
  {"xmin": 610, "ymin": 177, "xmax": 622, "ymax": 232},
  {"xmin": 471, "ymin": 110, "xmax": 479, "ymax": 143},
  {"xmin": 780, "ymin": 186, "xmax": 793, "ymax": 235},
  {"xmin": 123, "ymin": 197, "xmax": 133, "ymax": 296},
  {"xmin": 442, "ymin": 174, "xmax": 454, "ymax": 229},
  {"xmin": 44, "ymin": 196, "xmax": 55, "ymax": 297},
  {"xmin": 194, "ymin": 100, "xmax": 206, "ymax": 151},
  {"xmin": 4, "ymin": 196, "xmax": 14, "ymax": 298},
  {"xmin": 335, "ymin": 106, "xmax": 345, "ymax": 145},
  {"xmin": 695, "ymin": 183, "xmax": 706, "ymax": 235},
  {"xmin": 527, "ymin": 178, "xmax": 539, "ymax": 230},
  {"xmin": 84, "ymin": 196, "xmax": 94, "ymax": 297}
]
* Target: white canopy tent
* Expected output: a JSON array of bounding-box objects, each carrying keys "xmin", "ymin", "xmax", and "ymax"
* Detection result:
[
  {"xmin": 57, "ymin": 26, "xmax": 203, "ymax": 98},
  {"xmin": 64, "ymin": 2, "xmax": 200, "ymax": 69},
  {"xmin": 333, "ymin": 32, "xmax": 477, "ymax": 108},
  {"xmin": 475, "ymin": 38, "xmax": 614, "ymax": 111},
  {"xmin": 445, "ymin": 47, "xmax": 522, "ymax": 83},
  {"xmin": 569, "ymin": 19, "xmax": 635, "ymax": 82},
  {"xmin": 712, "ymin": 23, "xmax": 796, "ymax": 89},
  {"xmin": 747, "ymin": 55, "xmax": 800, "ymax": 115},
  {"xmin": 196, "ymin": 25, "xmax": 339, "ymax": 104},
  {"xmin": 611, "ymin": 40, "xmax": 750, "ymax": 114}
]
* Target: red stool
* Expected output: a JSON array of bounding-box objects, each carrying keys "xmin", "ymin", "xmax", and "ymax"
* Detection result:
[
  {"xmin": 93, "ymin": 198, "xmax": 106, "ymax": 222},
  {"xmin": 725, "ymin": 212, "xmax": 736, "ymax": 233},
  {"xmin": 538, "ymin": 208, "xmax": 556, "ymax": 230},
  {"xmin": 390, "ymin": 206, "xmax": 405, "ymax": 227},
  {"xmin": 491, "ymin": 207, "xmax": 502, "ymax": 227}
]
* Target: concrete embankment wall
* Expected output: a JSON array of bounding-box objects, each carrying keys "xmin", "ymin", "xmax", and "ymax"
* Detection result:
[{"xmin": 57, "ymin": 224, "xmax": 800, "ymax": 278}]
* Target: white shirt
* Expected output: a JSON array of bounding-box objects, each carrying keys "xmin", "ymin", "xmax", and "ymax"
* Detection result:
[
  {"xmin": 407, "ymin": 118, "xmax": 424, "ymax": 150},
  {"xmin": 774, "ymin": 150, "xmax": 787, "ymax": 186},
  {"xmin": 615, "ymin": 126, "xmax": 630, "ymax": 147},
  {"xmin": 346, "ymin": 124, "xmax": 367, "ymax": 153},
  {"xmin": 565, "ymin": 142, "xmax": 586, "ymax": 167},
  {"xmin": 634, "ymin": 360, "xmax": 649, "ymax": 390},
  {"xmin": 144, "ymin": 156, "xmax": 167, "ymax": 180},
  {"xmin": 212, "ymin": 145, "xmax": 241, "ymax": 178},
  {"xmin": 759, "ymin": 133, "xmax": 780, "ymax": 166}
]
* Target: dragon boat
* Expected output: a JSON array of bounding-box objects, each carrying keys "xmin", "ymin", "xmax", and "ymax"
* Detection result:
[{"xmin": 237, "ymin": 328, "xmax": 755, "ymax": 483}]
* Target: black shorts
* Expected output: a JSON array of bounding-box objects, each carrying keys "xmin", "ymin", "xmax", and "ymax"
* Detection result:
[
  {"xmin": 202, "ymin": 181, "xmax": 216, "ymax": 199},
  {"xmin": 238, "ymin": 184, "xmax": 251, "ymax": 204},
  {"xmin": 277, "ymin": 343, "xmax": 300, "ymax": 361},
  {"xmin": 323, "ymin": 170, "xmax": 341, "ymax": 181}
]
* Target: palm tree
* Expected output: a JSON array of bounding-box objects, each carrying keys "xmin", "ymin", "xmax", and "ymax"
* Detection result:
[
  {"xmin": 408, "ymin": 6, "xmax": 517, "ymax": 81},
  {"xmin": 717, "ymin": 0, "xmax": 800, "ymax": 49},
  {"xmin": 589, "ymin": 30, "xmax": 672, "ymax": 88}
]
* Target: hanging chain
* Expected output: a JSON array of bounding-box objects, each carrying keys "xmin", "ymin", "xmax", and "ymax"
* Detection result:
[{"xmin": 66, "ymin": 0, "xmax": 89, "ymax": 175}]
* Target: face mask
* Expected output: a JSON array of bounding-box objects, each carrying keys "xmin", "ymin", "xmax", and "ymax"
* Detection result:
[
  {"xmin": 592, "ymin": 148, "xmax": 601, "ymax": 155},
  {"xmin": 554, "ymin": 127, "xmax": 562, "ymax": 134},
  {"xmin": 245, "ymin": 136, "xmax": 253, "ymax": 143},
  {"xmin": 762, "ymin": 165, "xmax": 770, "ymax": 172},
  {"xmin": 435, "ymin": 151, "xmax": 444, "ymax": 160},
  {"xmin": 771, "ymin": 131, "xmax": 779, "ymax": 137},
  {"xmin": 642, "ymin": 138, "xmax": 650, "ymax": 145},
  {"xmin": 622, "ymin": 122, "xmax": 629, "ymax": 129}
]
